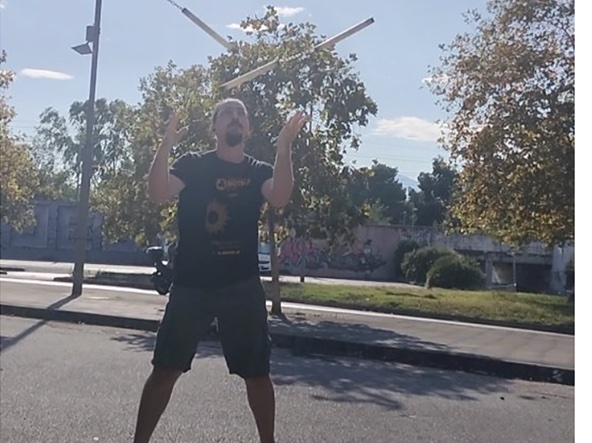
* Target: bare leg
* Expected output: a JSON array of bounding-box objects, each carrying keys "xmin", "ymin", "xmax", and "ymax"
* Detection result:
[
  {"xmin": 133, "ymin": 367, "xmax": 183, "ymax": 443},
  {"xmin": 244, "ymin": 375, "xmax": 276, "ymax": 443}
]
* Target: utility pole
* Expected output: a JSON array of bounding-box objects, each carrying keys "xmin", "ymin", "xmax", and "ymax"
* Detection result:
[{"xmin": 71, "ymin": 0, "xmax": 103, "ymax": 296}]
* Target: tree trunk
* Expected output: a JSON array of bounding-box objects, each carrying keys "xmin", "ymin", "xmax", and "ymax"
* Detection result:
[{"xmin": 268, "ymin": 211, "xmax": 282, "ymax": 316}]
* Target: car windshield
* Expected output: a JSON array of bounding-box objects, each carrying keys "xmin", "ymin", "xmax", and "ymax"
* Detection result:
[{"xmin": 259, "ymin": 243, "xmax": 271, "ymax": 254}]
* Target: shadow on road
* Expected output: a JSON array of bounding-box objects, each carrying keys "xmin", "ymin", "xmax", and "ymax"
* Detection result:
[
  {"xmin": 110, "ymin": 313, "xmax": 453, "ymax": 355},
  {"xmin": 268, "ymin": 314, "xmax": 452, "ymax": 351},
  {"xmin": 271, "ymin": 352, "xmax": 509, "ymax": 411},
  {"xmin": 110, "ymin": 316, "xmax": 509, "ymax": 412},
  {"xmin": 0, "ymin": 292, "xmax": 80, "ymax": 354}
]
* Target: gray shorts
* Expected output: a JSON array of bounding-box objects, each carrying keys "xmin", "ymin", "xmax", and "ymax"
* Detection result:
[{"xmin": 151, "ymin": 276, "xmax": 271, "ymax": 378}]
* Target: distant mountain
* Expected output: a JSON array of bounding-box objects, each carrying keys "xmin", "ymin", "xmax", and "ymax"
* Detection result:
[{"xmin": 397, "ymin": 174, "xmax": 419, "ymax": 191}]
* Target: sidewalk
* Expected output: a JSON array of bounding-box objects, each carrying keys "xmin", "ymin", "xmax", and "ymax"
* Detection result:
[
  {"xmin": 0, "ymin": 277, "xmax": 574, "ymax": 386},
  {"xmin": 0, "ymin": 258, "xmax": 421, "ymax": 288}
]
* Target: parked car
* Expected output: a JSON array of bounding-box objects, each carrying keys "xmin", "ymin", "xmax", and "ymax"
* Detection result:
[{"xmin": 258, "ymin": 242, "xmax": 271, "ymax": 274}]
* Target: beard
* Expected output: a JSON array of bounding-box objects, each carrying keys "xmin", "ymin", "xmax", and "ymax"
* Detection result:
[
  {"xmin": 225, "ymin": 131, "xmax": 243, "ymax": 147},
  {"xmin": 225, "ymin": 123, "xmax": 244, "ymax": 147}
]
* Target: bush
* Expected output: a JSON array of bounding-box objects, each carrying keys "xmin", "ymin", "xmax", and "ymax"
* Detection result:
[
  {"xmin": 426, "ymin": 255, "xmax": 485, "ymax": 290},
  {"xmin": 393, "ymin": 239, "xmax": 421, "ymax": 281},
  {"xmin": 401, "ymin": 246, "xmax": 456, "ymax": 285}
]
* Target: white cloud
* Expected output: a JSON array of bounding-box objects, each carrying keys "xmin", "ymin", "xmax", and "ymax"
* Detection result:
[
  {"xmin": 421, "ymin": 74, "xmax": 450, "ymax": 88},
  {"xmin": 226, "ymin": 6, "xmax": 303, "ymax": 32},
  {"xmin": 275, "ymin": 6, "xmax": 304, "ymax": 17},
  {"xmin": 373, "ymin": 116, "xmax": 446, "ymax": 142},
  {"xmin": 19, "ymin": 68, "xmax": 74, "ymax": 80},
  {"xmin": 0, "ymin": 1, "xmax": 6, "ymax": 10},
  {"xmin": 226, "ymin": 22, "xmax": 286, "ymax": 33},
  {"xmin": 226, "ymin": 23, "xmax": 260, "ymax": 33}
]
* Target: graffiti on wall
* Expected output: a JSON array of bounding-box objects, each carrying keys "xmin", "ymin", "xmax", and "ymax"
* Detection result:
[
  {"xmin": 398, "ymin": 226, "xmax": 438, "ymax": 246},
  {"xmin": 278, "ymin": 236, "xmax": 387, "ymax": 277}
]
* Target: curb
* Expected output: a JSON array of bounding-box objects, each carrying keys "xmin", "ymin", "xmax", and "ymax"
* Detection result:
[{"xmin": 0, "ymin": 303, "xmax": 574, "ymax": 386}]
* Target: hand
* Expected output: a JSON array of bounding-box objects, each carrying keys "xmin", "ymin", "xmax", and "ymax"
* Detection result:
[
  {"xmin": 162, "ymin": 113, "xmax": 187, "ymax": 151},
  {"xmin": 278, "ymin": 111, "xmax": 308, "ymax": 149}
]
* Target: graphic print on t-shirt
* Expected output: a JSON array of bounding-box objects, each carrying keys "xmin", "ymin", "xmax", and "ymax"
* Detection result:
[
  {"xmin": 170, "ymin": 151, "xmax": 273, "ymax": 289},
  {"xmin": 205, "ymin": 174, "xmax": 252, "ymax": 256},
  {"xmin": 205, "ymin": 200, "xmax": 229, "ymax": 235},
  {"xmin": 216, "ymin": 177, "xmax": 251, "ymax": 193}
]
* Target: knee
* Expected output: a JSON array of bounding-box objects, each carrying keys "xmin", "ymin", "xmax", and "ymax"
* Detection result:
[
  {"xmin": 244, "ymin": 375, "xmax": 272, "ymax": 388},
  {"xmin": 148, "ymin": 367, "xmax": 183, "ymax": 386}
]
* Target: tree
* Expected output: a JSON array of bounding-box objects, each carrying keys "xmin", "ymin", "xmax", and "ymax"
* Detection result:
[
  {"xmin": 31, "ymin": 9, "xmax": 375, "ymax": 312},
  {"xmin": 408, "ymin": 157, "xmax": 458, "ymax": 227},
  {"xmin": 428, "ymin": 0, "xmax": 574, "ymax": 247},
  {"xmin": 346, "ymin": 161, "xmax": 409, "ymax": 224},
  {"xmin": 0, "ymin": 51, "xmax": 40, "ymax": 230},
  {"xmin": 31, "ymin": 98, "xmax": 151, "ymax": 242},
  {"xmin": 91, "ymin": 62, "xmax": 216, "ymax": 245},
  {"xmin": 30, "ymin": 109, "xmax": 78, "ymax": 200},
  {"xmin": 208, "ymin": 8, "xmax": 377, "ymax": 313},
  {"xmin": 32, "ymin": 98, "xmax": 133, "ymax": 192}
]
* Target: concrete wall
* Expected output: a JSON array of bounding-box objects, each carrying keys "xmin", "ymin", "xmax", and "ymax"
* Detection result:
[
  {"xmin": 276, "ymin": 224, "xmax": 561, "ymax": 289},
  {"xmin": 0, "ymin": 200, "xmax": 149, "ymax": 265},
  {"xmin": 1, "ymin": 200, "xmax": 572, "ymax": 293},
  {"xmin": 277, "ymin": 225, "xmax": 399, "ymax": 281},
  {"xmin": 550, "ymin": 245, "xmax": 575, "ymax": 295}
]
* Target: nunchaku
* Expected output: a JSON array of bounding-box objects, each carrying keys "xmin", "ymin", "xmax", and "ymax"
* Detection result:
[{"xmin": 164, "ymin": 0, "xmax": 374, "ymax": 89}]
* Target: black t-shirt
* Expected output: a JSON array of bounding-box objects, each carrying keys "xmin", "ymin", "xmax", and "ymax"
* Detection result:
[{"xmin": 169, "ymin": 150, "xmax": 273, "ymax": 290}]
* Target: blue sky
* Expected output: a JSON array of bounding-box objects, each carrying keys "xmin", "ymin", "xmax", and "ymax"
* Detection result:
[{"xmin": 1, "ymin": 0, "xmax": 489, "ymax": 185}]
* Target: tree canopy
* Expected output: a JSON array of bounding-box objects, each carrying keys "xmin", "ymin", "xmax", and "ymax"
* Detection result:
[
  {"xmin": 408, "ymin": 157, "xmax": 458, "ymax": 227},
  {"xmin": 428, "ymin": 0, "xmax": 574, "ymax": 247},
  {"xmin": 0, "ymin": 51, "xmax": 40, "ymax": 230},
  {"xmin": 209, "ymin": 8, "xmax": 378, "ymax": 241},
  {"xmin": 31, "ymin": 8, "xmax": 378, "ymax": 247},
  {"xmin": 346, "ymin": 161, "xmax": 408, "ymax": 225}
]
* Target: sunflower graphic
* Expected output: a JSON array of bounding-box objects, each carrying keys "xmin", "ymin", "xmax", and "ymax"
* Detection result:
[{"xmin": 205, "ymin": 200, "xmax": 229, "ymax": 235}]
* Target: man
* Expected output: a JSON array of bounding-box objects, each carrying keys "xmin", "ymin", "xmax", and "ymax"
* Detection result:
[{"xmin": 133, "ymin": 98, "xmax": 306, "ymax": 443}]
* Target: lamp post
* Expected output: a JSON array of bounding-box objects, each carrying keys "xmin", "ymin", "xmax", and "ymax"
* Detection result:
[{"xmin": 71, "ymin": 0, "xmax": 103, "ymax": 296}]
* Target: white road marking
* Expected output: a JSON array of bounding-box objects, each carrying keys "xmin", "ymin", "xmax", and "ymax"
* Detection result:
[
  {"xmin": 0, "ymin": 277, "xmax": 155, "ymax": 294},
  {"xmin": 0, "ymin": 276, "xmax": 568, "ymax": 337}
]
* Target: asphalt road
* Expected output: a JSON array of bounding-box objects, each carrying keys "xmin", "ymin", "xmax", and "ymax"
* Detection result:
[
  {"xmin": 0, "ymin": 317, "xmax": 574, "ymax": 443},
  {"xmin": 0, "ymin": 259, "xmax": 419, "ymax": 288}
]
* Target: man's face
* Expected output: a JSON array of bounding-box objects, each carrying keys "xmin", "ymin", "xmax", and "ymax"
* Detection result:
[{"xmin": 213, "ymin": 102, "xmax": 250, "ymax": 147}]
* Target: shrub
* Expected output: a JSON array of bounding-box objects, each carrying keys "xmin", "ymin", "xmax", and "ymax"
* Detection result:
[
  {"xmin": 401, "ymin": 246, "xmax": 456, "ymax": 285},
  {"xmin": 426, "ymin": 254, "xmax": 485, "ymax": 290},
  {"xmin": 393, "ymin": 239, "xmax": 421, "ymax": 281}
]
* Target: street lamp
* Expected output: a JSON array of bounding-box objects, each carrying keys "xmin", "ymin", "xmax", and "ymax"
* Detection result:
[
  {"xmin": 72, "ymin": 42, "xmax": 92, "ymax": 55},
  {"xmin": 71, "ymin": 0, "xmax": 103, "ymax": 296}
]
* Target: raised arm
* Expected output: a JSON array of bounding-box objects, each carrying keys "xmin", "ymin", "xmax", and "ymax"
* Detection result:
[
  {"xmin": 148, "ymin": 114, "xmax": 187, "ymax": 204},
  {"xmin": 262, "ymin": 111, "xmax": 308, "ymax": 208}
]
